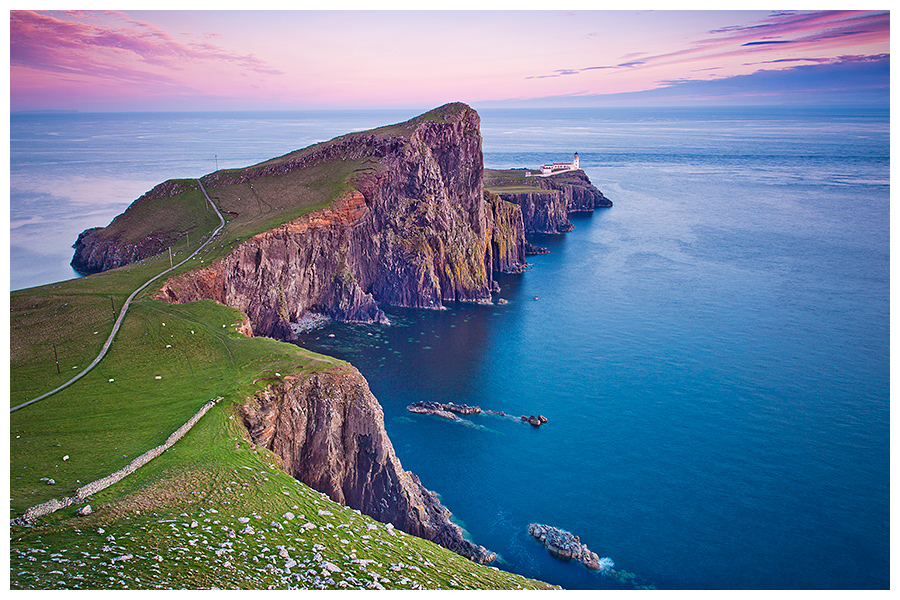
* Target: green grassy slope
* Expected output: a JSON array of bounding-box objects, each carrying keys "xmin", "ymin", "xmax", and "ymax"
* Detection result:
[
  {"xmin": 10, "ymin": 107, "xmax": 556, "ymax": 590},
  {"xmin": 10, "ymin": 272, "xmax": 553, "ymax": 589}
]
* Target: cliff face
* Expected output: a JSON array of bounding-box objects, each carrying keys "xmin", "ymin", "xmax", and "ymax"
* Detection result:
[
  {"xmin": 240, "ymin": 366, "xmax": 497, "ymax": 564},
  {"xmin": 155, "ymin": 104, "xmax": 526, "ymax": 338},
  {"xmin": 485, "ymin": 190, "xmax": 527, "ymax": 274},
  {"xmin": 502, "ymin": 191, "xmax": 572, "ymax": 235}
]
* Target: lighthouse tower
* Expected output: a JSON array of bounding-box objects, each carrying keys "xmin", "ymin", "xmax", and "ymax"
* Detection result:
[{"xmin": 573, "ymin": 152, "xmax": 579, "ymax": 169}]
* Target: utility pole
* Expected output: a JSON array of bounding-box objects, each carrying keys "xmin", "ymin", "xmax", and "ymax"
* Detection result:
[
  {"xmin": 169, "ymin": 246, "xmax": 173, "ymax": 268},
  {"xmin": 50, "ymin": 342, "xmax": 60, "ymax": 374},
  {"xmin": 109, "ymin": 295, "xmax": 115, "ymax": 318}
]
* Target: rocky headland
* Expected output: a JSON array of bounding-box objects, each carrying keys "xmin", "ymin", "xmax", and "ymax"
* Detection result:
[
  {"xmin": 484, "ymin": 168, "xmax": 612, "ymax": 235},
  {"xmin": 67, "ymin": 103, "xmax": 611, "ymax": 567},
  {"xmin": 151, "ymin": 104, "xmax": 527, "ymax": 339}
]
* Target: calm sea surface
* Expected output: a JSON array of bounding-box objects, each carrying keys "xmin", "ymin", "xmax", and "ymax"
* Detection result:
[{"xmin": 10, "ymin": 107, "xmax": 890, "ymax": 589}]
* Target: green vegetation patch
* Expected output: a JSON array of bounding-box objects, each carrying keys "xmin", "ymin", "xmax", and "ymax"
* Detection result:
[
  {"xmin": 483, "ymin": 168, "xmax": 546, "ymax": 194},
  {"xmin": 10, "ymin": 291, "xmax": 341, "ymax": 514},
  {"xmin": 10, "ymin": 402, "xmax": 552, "ymax": 590},
  {"xmin": 204, "ymin": 158, "xmax": 379, "ymax": 242},
  {"xmin": 91, "ymin": 181, "xmax": 221, "ymax": 247}
]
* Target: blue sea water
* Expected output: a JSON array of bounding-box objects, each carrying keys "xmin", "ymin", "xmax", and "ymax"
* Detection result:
[{"xmin": 9, "ymin": 107, "xmax": 890, "ymax": 589}]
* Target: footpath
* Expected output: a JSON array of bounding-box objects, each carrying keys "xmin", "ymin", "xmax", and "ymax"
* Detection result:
[{"xmin": 11, "ymin": 180, "xmax": 226, "ymax": 413}]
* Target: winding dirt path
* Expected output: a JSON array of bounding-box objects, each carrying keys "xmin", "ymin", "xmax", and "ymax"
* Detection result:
[{"xmin": 11, "ymin": 180, "xmax": 226, "ymax": 413}]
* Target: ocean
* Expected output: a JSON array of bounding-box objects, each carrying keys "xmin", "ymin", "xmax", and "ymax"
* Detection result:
[{"xmin": 9, "ymin": 106, "xmax": 890, "ymax": 589}]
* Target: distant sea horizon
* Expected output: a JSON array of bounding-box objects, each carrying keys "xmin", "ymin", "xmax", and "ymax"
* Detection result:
[{"xmin": 9, "ymin": 106, "xmax": 889, "ymax": 590}]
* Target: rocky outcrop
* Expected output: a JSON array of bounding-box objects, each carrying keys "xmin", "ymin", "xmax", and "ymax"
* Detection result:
[
  {"xmin": 153, "ymin": 103, "xmax": 526, "ymax": 338},
  {"xmin": 488, "ymin": 169, "xmax": 612, "ymax": 234},
  {"xmin": 407, "ymin": 401, "xmax": 482, "ymax": 420},
  {"xmin": 71, "ymin": 180, "xmax": 198, "ymax": 274},
  {"xmin": 240, "ymin": 367, "xmax": 496, "ymax": 564},
  {"xmin": 549, "ymin": 170, "xmax": 613, "ymax": 213},
  {"xmin": 528, "ymin": 523, "xmax": 607, "ymax": 571}
]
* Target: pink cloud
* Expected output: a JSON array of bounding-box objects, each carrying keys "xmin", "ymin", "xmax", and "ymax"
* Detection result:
[
  {"xmin": 10, "ymin": 10, "xmax": 283, "ymax": 81},
  {"xmin": 523, "ymin": 10, "xmax": 888, "ymax": 83}
]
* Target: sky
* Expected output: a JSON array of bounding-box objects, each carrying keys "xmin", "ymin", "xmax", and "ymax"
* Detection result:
[{"xmin": 8, "ymin": 8, "xmax": 891, "ymax": 111}]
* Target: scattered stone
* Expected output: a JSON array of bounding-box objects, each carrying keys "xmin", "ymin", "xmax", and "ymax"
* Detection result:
[
  {"xmin": 283, "ymin": 512, "xmax": 295, "ymax": 521},
  {"xmin": 317, "ymin": 510, "xmax": 333, "ymax": 517},
  {"xmin": 322, "ymin": 562, "xmax": 342, "ymax": 573},
  {"xmin": 75, "ymin": 505, "xmax": 93, "ymax": 517}
]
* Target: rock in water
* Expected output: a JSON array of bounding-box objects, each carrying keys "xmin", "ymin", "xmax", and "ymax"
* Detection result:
[
  {"xmin": 407, "ymin": 401, "xmax": 482, "ymax": 419},
  {"xmin": 528, "ymin": 523, "xmax": 609, "ymax": 571}
]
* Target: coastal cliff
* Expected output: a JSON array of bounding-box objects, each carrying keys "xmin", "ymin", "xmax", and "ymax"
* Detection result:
[
  {"xmin": 152, "ymin": 103, "xmax": 526, "ymax": 337},
  {"xmin": 240, "ymin": 366, "xmax": 496, "ymax": 564},
  {"xmin": 484, "ymin": 168, "xmax": 612, "ymax": 234}
]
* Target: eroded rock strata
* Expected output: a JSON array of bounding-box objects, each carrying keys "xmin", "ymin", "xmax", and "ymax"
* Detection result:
[{"xmin": 241, "ymin": 367, "xmax": 496, "ymax": 564}]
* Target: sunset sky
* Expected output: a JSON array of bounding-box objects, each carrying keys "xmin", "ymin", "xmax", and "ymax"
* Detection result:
[{"xmin": 9, "ymin": 9, "xmax": 891, "ymax": 112}]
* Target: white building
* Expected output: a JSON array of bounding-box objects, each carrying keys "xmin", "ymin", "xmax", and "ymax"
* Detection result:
[{"xmin": 532, "ymin": 152, "xmax": 580, "ymax": 176}]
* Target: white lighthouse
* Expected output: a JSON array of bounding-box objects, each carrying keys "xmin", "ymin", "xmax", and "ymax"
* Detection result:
[{"xmin": 534, "ymin": 152, "xmax": 581, "ymax": 176}]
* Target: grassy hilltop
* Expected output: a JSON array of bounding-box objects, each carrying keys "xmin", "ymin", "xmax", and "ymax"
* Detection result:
[{"xmin": 9, "ymin": 110, "xmax": 554, "ymax": 590}]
